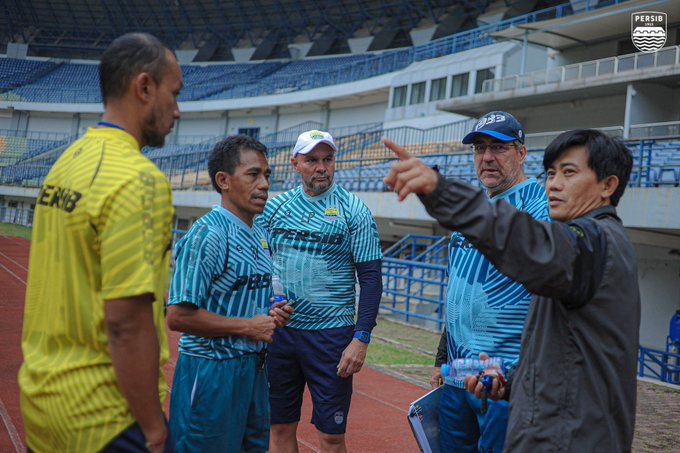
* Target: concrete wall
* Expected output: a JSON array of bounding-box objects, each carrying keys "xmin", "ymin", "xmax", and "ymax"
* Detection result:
[
  {"xmin": 519, "ymin": 94, "xmax": 626, "ymax": 133},
  {"xmin": 629, "ymin": 83, "xmax": 680, "ymax": 125},
  {"xmin": 225, "ymin": 112, "xmax": 278, "ymax": 137},
  {"xmin": 0, "ymin": 109, "xmax": 12, "ymax": 130},
  {"xmin": 177, "ymin": 112, "xmax": 226, "ymax": 137},
  {"xmin": 279, "ymin": 108, "xmax": 325, "ymax": 130},
  {"xmin": 503, "ymin": 44, "xmax": 549, "ymax": 76},
  {"xmin": 26, "ymin": 113, "xmax": 72, "ymax": 134},
  {"xmin": 636, "ymin": 244, "xmax": 680, "ymax": 349},
  {"xmin": 330, "ymin": 102, "xmax": 386, "ymax": 129}
]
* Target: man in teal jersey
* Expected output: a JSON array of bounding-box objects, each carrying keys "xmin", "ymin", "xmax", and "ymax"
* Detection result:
[
  {"xmin": 167, "ymin": 135, "xmax": 293, "ymax": 452},
  {"xmin": 427, "ymin": 112, "xmax": 549, "ymax": 453},
  {"xmin": 258, "ymin": 130, "xmax": 383, "ymax": 453}
]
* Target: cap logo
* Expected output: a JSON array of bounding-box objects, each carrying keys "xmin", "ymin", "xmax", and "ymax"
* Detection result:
[
  {"xmin": 309, "ymin": 131, "xmax": 325, "ymax": 140},
  {"xmin": 476, "ymin": 113, "xmax": 507, "ymax": 131}
]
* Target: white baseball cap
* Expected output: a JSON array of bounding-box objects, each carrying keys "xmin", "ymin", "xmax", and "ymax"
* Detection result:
[{"xmin": 292, "ymin": 130, "xmax": 338, "ymax": 157}]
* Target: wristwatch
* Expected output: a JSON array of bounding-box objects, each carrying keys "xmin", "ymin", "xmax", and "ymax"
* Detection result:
[{"xmin": 353, "ymin": 330, "xmax": 371, "ymax": 344}]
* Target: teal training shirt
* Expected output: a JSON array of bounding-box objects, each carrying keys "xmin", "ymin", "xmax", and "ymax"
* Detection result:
[
  {"xmin": 257, "ymin": 184, "xmax": 382, "ymax": 330},
  {"xmin": 444, "ymin": 178, "xmax": 549, "ymax": 386},
  {"xmin": 169, "ymin": 205, "xmax": 273, "ymax": 359}
]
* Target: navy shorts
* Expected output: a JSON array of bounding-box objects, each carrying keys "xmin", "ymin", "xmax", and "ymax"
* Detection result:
[
  {"xmin": 101, "ymin": 422, "xmax": 175, "ymax": 453},
  {"xmin": 267, "ymin": 326, "xmax": 354, "ymax": 435}
]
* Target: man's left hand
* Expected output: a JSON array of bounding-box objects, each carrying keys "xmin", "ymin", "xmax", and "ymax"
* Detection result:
[{"xmin": 337, "ymin": 338, "xmax": 368, "ymax": 378}]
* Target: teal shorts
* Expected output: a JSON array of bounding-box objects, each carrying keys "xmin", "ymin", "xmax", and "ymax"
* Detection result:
[{"xmin": 169, "ymin": 352, "xmax": 269, "ymax": 453}]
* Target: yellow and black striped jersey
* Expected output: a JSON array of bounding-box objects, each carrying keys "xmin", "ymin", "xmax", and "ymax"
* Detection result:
[{"xmin": 19, "ymin": 127, "xmax": 174, "ymax": 453}]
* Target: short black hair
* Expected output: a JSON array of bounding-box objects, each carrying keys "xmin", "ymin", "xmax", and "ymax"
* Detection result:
[
  {"xmin": 208, "ymin": 135, "xmax": 268, "ymax": 194},
  {"xmin": 99, "ymin": 33, "xmax": 169, "ymax": 105},
  {"xmin": 543, "ymin": 129, "xmax": 633, "ymax": 206}
]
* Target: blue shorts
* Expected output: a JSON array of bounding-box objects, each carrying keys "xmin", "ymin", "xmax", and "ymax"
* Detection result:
[
  {"xmin": 439, "ymin": 384, "xmax": 508, "ymax": 453},
  {"xmin": 267, "ymin": 326, "xmax": 354, "ymax": 435},
  {"xmin": 168, "ymin": 352, "xmax": 269, "ymax": 453}
]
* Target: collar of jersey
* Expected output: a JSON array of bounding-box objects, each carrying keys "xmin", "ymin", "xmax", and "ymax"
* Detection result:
[
  {"xmin": 299, "ymin": 183, "xmax": 337, "ymax": 202},
  {"xmin": 89, "ymin": 126, "xmax": 139, "ymax": 151},
  {"xmin": 489, "ymin": 178, "xmax": 537, "ymax": 202},
  {"xmin": 213, "ymin": 204, "xmax": 255, "ymax": 231}
]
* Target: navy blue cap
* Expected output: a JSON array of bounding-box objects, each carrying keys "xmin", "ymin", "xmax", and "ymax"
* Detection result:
[{"xmin": 462, "ymin": 111, "xmax": 525, "ymax": 144}]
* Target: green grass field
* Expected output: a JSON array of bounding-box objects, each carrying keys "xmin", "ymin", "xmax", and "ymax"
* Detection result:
[
  {"xmin": 0, "ymin": 223, "xmax": 32, "ymax": 240},
  {"xmin": 367, "ymin": 317, "xmax": 441, "ymax": 387}
]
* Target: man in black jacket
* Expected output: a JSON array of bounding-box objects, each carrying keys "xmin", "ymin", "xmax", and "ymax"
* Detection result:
[{"xmin": 383, "ymin": 129, "xmax": 640, "ymax": 452}]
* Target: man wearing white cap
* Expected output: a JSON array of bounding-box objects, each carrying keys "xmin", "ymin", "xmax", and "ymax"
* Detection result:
[{"xmin": 257, "ymin": 130, "xmax": 383, "ymax": 452}]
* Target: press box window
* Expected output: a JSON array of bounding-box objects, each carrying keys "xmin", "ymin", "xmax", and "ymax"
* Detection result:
[
  {"xmin": 410, "ymin": 81, "xmax": 426, "ymax": 105},
  {"xmin": 392, "ymin": 85, "xmax": 407, "ymax": 107},
  {"xmin": 429, "ymin": 77, "xmax": 447, "ymax": 102},
  {"xmin": 238, "ymin": 127, "xmax": 260, "ymax": 139},
  {"xmin": 451, "ymin": 73, "xmax": 469, "ymax": 98},
  {"xmin": 475, "ymin": 68, "xmax": 495, "ymax": 93}
]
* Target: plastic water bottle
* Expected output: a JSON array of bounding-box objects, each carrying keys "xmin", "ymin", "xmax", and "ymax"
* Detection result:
[
  {"xmin": 271, "ymin": 275, "xmax": 285, "ymax": 306},
  {"xmin": 442, "ymin": 357, "xmax": 505, "ymax": 415},
  {"xmin": 440, "ymin": 357, "xmax": 505, "ymax": 382}
]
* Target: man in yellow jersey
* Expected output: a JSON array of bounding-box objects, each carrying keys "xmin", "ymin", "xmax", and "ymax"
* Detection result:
[{"xmin": 19, "ymin": 33, "xmax": 182, "ymax": 453}]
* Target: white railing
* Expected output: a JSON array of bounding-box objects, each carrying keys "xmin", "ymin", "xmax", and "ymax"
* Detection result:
[
  {"xmin": 629, "ymin": 121, "xmax": 680, "ymax": 140},
  {"xmin": 483, "ymin": 46, "xmax": 680, "ymax": 93}
]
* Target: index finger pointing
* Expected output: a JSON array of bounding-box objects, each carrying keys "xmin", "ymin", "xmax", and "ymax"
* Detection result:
[{"xmin": 382, "ymin": 137, "xmax": 412, "ymax": 161}]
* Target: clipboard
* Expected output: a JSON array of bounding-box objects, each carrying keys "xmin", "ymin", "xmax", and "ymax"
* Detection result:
[{"xmin": 407, "ymin": 385, "xmax": 442, "ymax": 453}]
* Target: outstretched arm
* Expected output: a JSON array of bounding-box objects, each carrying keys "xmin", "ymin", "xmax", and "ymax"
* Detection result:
[{"xmin": 383, "ymin": 137, "xmax": 577, "ymax": 299}]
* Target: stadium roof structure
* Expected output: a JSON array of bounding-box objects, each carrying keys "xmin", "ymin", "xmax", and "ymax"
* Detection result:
[
  {"xmin": 438, "ymin": 0, "xmax": 680, "ymax": 117},
  {"xmin": 0, "ymin": 0, "xmax": 492, "ymax": 60},
  {"xmin": 491, "ymin": 0, "xmax": 680, "ymax": 49}
]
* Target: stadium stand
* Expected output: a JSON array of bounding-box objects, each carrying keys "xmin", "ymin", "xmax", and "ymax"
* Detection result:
[
  {"xmin": 0, "ymin": 2, "xmax": 630, "ymax": 103},
  {"xmin": 4, "ymin": 119, "xmax": 678, "ymax": 191}
]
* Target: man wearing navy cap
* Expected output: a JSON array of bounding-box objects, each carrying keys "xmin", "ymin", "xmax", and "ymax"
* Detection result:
[{"xmin": 429, "ymin": 112, "xmax": 549, "ymax": 452}]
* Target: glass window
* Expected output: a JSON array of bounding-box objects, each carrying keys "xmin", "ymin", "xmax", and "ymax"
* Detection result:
[
  {"xmin": 475, "ymin": 68, "xmax": 495, "ymax": 93},
  {"xmin": 410, "ymin": 81, "xmax": 426, "ymax": 105},
  {"xmin": 392, "ymin": 85, "xmax": 407, "ymax": 107},
  {"xmin": 238, "ymin": 127, "xmax": 260, "ymax": 139},
  {"xmin": 429, "ymin": 77, "xmax": 447, "ymax": 102},
  {"xmin": 450, "ymin": 73, "xmax": 469, "ymax": 98}
]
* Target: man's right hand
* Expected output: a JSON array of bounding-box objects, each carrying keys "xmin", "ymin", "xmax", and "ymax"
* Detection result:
[
  {"xmin": 382, "ymin": 138, "xmax": 439, "ymax": 201},
  {"xmin": 429, "ymin": 366, "xmax": 443, "ymax": 389},
  {"xmin": 142, "ymin": 423, "xmax": 168, "ymax": 453},
  {"xmin": 269, "ymin": 300, "xmax": 294, "ymax": 328},
  {"xmin": 246, "ymin": 315, "xmax": 277, "ymax": 342},
  {"xmin": 464, "ymin": 372, "xmax": 506, "ymax": 401}
]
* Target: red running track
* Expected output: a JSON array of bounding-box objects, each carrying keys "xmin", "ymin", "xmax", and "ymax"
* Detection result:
[{"xmin": 0, "ymin": 235, "xmax": 427, "ymax": 452}]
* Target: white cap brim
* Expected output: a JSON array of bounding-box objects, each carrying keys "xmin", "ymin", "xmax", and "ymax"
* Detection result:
[{"xmin": 293, "ymin": 139, "xmax": 338, "ymax": 157}]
